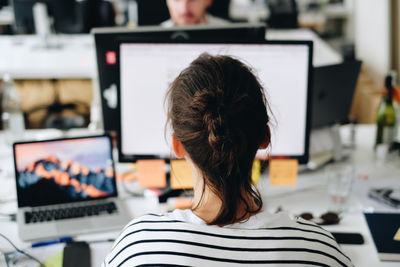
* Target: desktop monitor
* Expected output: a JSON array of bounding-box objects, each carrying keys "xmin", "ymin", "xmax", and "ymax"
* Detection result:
[
  {"xmin": 12, "ymin": 0, "xmax": 75, "ymax": 34},
  {"xmin": 116, "ymin": 40, "xmax": 313, "ymax": 164},
  {"xmin": 92, "ymin": 23, "xmax": 267, "ymax": 133},
  {"xmin": 11, "ymin": 0, "xmax": 114, "ymax": 34},
  {"xmin": 12, "ymin": 0, "xmax": 37, "ymax": 33},
  {"xmin": 311, "ymin": 60, "xmax": 362, "ymax": 129}
]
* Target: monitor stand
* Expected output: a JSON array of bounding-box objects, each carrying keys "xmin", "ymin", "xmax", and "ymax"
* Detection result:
[{"xmin": 307, "ymin": 124, "xmax": 351, "ymax": 170}]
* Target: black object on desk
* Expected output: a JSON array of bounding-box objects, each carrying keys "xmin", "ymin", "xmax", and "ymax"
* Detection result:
[
  {"xmin": 331, "ymin": 232, "xmax": 364, "ymax": 245},
  {"xmin": 63, "ymin": 241, "xmax": 91, "ymax": 267},
  {"xmin": 364, "ymin": 212, "xmax": 400, "ymax": 261}
]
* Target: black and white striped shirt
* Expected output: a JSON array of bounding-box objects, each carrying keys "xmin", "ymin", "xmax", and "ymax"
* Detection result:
[{"xmin": 103, "ymin": 209, "xmax": 353, "ymax": 267}]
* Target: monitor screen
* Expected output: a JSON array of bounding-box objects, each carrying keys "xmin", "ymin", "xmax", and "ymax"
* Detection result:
[
  {"xmin": 117, "ymin": 41, "xmax": 313, "ymax": 163},
  {"xmin": 12, "ymin": 0, "xmax": 112, "ymax": 34},
  {"xmin": 13, "ymin": 135, "xmax": 117, "ymax": 207},
  {"xmin": 92, "ymin": 23, "xmax": 267, "ymax": 133},
  {"xmin": 12, "ymin": 0, "xmax": 76, "ymax": 34}
]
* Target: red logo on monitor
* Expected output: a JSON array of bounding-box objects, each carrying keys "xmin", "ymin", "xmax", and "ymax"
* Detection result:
[{"xmin": 105, "ymin": 51, "xmax": 116, "ymax": 65}]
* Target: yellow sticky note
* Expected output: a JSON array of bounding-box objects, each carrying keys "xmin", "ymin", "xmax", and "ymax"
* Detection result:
[
  {"xmin": 251, "ymin": 160, "xmax": 261, "ymax": 185},
  {"xmin": 170, "ymin": 160, "xmax": 194, "ymax": 189},
  {"xmin": 137, "ymin": 160, "xmax": 167, "ymax": 188},
  {"xmin": 43, "ymin": 250, "xmax": 63, "ymax": 267},
  {"xmin": 269, "ymin": 159, "xmax": 298, "ymax": 186},
  {"xmin": 394, "ymin": 227, "xmax": 400, "ymax": 241}
]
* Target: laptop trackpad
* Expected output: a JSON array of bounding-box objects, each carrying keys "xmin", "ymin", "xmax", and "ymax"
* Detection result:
[{"xmin": 56, "ymin": 220, "xmax": 93, "ymax": 235}]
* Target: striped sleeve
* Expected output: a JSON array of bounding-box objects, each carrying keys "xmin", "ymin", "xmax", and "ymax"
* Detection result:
[{"xmin": 103, "ymin": 214, "xmax": 353, "ymax": 267}]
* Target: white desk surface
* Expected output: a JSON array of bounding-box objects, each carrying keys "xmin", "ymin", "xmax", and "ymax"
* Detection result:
[
  {"xmin": 267, "ymin": 28, "xmax": 342, "ymax": 67},
  {"xmin": 0, "ymin": 124, "xmax": 399, "ymax": 266},
  {"xmin": 0, "ymin": 27, "xmax": 340, "ymax": 80}
]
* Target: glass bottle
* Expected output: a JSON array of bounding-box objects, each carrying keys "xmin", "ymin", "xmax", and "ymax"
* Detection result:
[
  {"xmin": 391, "ymin": 72, "xmax": 400, "ymax": 145},
  {"xmin": 1, "ymin": 74, "xmax": 25, "ymax": 145},
  {"xmin": 375, "ymin": 74, "xmax": 396, "ymax": 147}
]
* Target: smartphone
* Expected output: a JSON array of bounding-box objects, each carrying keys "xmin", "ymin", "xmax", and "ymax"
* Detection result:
[
  {"xmin": 331, "ymin": 232, "xmax": 364, "ymax": 245},
  {"xmin": 62, "ymin": 241, "xmax": 91, "ymax": 267}
]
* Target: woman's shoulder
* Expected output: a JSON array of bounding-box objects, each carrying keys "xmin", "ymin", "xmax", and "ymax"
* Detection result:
[
  {"xmin": 119, "ymin": 212, "xmax": 188, "ymax": 232},
  {"xmin": 105, "ymin": 211, "xmax": 353, "ymax": 267}
]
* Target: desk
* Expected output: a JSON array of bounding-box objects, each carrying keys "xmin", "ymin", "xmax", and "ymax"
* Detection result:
[
  {"xmin": 0, "ymin": 34, "xmax": 96, "ymax": 79},
  {"xmin": 0, "ymin": 125, "xmax": 399, "ymax": 266}
]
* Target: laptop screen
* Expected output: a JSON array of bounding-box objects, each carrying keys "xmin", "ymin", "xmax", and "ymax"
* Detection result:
[{"xmin": 13, "ymin": 135, "xmax": 117, "ymax": 208}]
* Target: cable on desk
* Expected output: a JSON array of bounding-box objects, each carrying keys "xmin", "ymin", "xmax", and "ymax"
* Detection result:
[{"xmin": 0, "ymin": 233, "xmax": 44, "ymax": 267}]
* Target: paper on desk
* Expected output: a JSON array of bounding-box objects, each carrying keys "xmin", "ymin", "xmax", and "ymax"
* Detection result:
[
  {"xmin": 4, "ymin": 243, "xmax": 64, "ymax": 267},
  {"xmin": 170, "ymin": 160, "xmax": 193, "ymax": 189},
  {"xmin": 137, "ymin": 159, "xmax": 167, "ymax": 188},
  {"xmin": 4, "ymin": 241, "xmax": 112, "ymax": 267},
  {"xmin": 269, "ymin": 159, "xmax": 298, "ymax": 186},
  {"xmin": 42, "ymin": 250, "xmax": 63, "ymax": 267},
  {"xmin": 353, "ymin": 176, "xmax": 400, "ymax": 213}
]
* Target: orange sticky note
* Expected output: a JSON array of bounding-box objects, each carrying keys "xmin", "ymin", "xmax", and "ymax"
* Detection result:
[
  {"xmin": 137, "ymin": 160, "xmax": 166, "ymax": 188},
  {"xmin": 269, "ymin": 159, "xmax": 298, "ymax": 186},
  {"xmin": 174, "ymin": 197, "xmax": 194, "ymax": 209},
  {"xmin": 170, "ymin": 160, "xmax": 194, "ymax": 189},
  {"xmin": 394, "ymin": 227, "xmax": 400, "ymax": 241}
]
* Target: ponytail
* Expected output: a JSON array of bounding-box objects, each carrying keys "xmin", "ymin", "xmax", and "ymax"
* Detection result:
[{"xmin": 167, "ymin": 53, "xmax": 270, "ymax": 225}]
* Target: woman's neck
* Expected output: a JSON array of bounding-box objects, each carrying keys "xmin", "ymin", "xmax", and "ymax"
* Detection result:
[{"xmin": 187, "ymin": 158, "xmax": 259, "ymax": 225}]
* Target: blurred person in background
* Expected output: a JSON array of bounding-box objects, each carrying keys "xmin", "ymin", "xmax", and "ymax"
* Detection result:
[{"xmin": 162, "ymin": 0, "xmax": 229, "ymax": 26}]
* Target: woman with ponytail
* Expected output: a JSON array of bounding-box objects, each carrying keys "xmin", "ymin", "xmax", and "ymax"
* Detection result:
[{"xmin": 103, "ymin": 54, "xmax": 352, "ymax": 267}]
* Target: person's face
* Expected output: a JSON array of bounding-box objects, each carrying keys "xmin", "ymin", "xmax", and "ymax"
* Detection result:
[{"xmin": 166, "ymin": 0, "xmax": 212, "ymax": 25}]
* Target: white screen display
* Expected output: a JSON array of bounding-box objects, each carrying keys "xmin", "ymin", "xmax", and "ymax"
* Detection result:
[{"xmin": 120, "ymin": 43, "xmax": 310, "ymax": 158}]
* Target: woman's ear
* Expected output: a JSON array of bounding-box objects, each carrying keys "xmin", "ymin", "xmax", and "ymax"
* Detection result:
[
  {"xmin": 172, "ymin": 134, "xmax": 186, "ymax": 159},
  {"xmin": 259, "ymin": 126, "xmax": 271, "ymax": 149}
]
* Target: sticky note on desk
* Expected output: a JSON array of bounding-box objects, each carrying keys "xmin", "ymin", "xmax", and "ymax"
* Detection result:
[
  {"xmin": 137, "ymin": 160, "xmax": 166, "ymax": 188},
  {"xmin": 43, "ymin": 250, "xmax": 63, "ymax": 267},
  {"xmin": 174, "ymin": 197, "xmax": 194, "ymax": 209},
  {"xmin": 251, "ymin": 160, "xmax": 261, "ymax": 185},
  {"xmin": 269, "ymin": 159, "xmax": 298, "ymax": 186},
  {"xmin": 170, "ymin": 160, "xmax": 194, "ymax": 189},
  {"xmin": 394, "ymin": 227, "xmax": 400, "ymax": 241}
]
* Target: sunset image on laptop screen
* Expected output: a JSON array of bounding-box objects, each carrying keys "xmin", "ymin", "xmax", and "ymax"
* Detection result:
[{"xmin": 14, "ymin": 136, "xmax": 116, "ymax": 207}]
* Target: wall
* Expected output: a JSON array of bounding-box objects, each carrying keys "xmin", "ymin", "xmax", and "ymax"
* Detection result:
[
  {"xmin": 354, "ymin": 0, "xmax": 391, "ymax": 87},
  {"xmin": 392, "ymin": 0, "xmax": 400, "ymax": 81}
]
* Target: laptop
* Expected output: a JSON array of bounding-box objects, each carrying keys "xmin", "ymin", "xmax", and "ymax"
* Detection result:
[
  {"xmin": 311, "ymin": 60, "xmax": 362, "ymax": 129},
  {"xmin": 13, "ymin": 135, "xmax": 131, "ymax": 241}
]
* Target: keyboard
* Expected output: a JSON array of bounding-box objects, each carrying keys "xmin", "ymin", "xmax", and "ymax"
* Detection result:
[{"xmin": 24, "ymin": 202, "xmax": 118, "ymax": 224}]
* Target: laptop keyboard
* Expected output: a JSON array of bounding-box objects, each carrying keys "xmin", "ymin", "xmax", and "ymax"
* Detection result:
[{"xmin": 24, "ymin": 202, "xmax": 118, "ymax": 224}]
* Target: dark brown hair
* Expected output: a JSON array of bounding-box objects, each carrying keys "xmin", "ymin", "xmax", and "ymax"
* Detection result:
[{"xmin": 167, "ymin": 53, "xmax": 271, "ymax": 225}]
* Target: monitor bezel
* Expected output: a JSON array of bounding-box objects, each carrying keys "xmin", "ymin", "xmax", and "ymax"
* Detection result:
[
  {"xmin": 116, "ymin": 40, "xmax": 313, "ymax": 164},
  {"xmin": 92, "ymin": 23, "xmax": 267, "ymax": 133}
]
